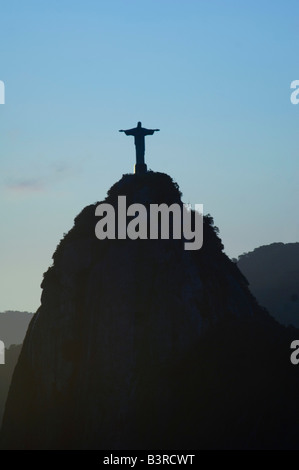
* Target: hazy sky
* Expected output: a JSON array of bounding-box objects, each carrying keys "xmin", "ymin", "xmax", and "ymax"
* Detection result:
[{"xmin": 1, "ymin": 0, "xmax": 299, "ymax": 312}]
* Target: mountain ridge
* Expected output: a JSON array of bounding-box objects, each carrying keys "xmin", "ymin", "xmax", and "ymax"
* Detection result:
[{"xmin": 237, "ymin": 242, "xmax": 299, "ymax": 327}]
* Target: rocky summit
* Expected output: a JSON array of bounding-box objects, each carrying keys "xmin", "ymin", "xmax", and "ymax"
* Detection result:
[{"xmin": 1, "ymin": 172, "xmax": 299, "ymax": 449}]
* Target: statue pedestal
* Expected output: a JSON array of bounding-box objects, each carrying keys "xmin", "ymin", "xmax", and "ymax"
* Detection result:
[{"xmin": 134, "ymin": 163, "xmax": 147, "ymax": 175}]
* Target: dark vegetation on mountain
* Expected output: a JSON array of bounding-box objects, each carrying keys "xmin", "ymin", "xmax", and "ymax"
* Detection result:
[{"xmin": 1, "ymin": 172, "xmax": 299, "ymax": 449}]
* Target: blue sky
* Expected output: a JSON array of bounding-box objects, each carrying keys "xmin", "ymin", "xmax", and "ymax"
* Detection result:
[{"xmin": 1, "ymin": 0, "xmax": 299, "ymax": 312}]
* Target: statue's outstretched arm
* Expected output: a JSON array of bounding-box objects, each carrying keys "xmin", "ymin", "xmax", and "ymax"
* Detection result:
[
  {"xmin": 144, "ymin": 128, "xmax": 160, "ymax": 135},
  {"xmin": 122, "ymin": 128, "xmax": 135, "ymax": 136},
  {"xmin": 119, "ymin": 129, "xmax": 134, "ymax": 135}
]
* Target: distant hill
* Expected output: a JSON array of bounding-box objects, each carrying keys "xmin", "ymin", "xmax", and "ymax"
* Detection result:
[
  {"xmin": 0, "ymin": 345, "xmax": 22, "ymax": 427},
  {"xmin": 0, "ymin": 312, "xmax": 33, "ymax": 428},
  {"xmin": 0, "ymin": 311, "xmax": 34, "ymax": 347},
  {"xmin": 237, "ymin": 242, "xmax": 299, "ymax": 328}
]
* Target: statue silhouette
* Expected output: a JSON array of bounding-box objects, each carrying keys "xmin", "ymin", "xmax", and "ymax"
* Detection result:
[{"xmin": 119, "ymin": 121, "xmax": 160, "ymax": 174}]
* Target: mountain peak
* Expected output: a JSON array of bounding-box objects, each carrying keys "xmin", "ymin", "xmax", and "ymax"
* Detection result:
[{"xmin": 1, "ymin": 174, "xmax": 299, "ymax": 449}]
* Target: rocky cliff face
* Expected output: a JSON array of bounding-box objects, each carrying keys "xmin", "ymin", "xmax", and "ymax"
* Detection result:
[{"xmin": 1, "ymin": 172, "xmax": 299, "ymax": 449}]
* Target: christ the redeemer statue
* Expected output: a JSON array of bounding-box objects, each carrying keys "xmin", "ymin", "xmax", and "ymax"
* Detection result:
[{"xmin": 119, "ymin": 121, "xmax": 159, "ymax": 174}]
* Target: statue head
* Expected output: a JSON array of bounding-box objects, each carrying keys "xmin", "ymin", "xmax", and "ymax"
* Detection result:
[{"xmin": 137, "ymin": 121, "xmax": 142, "ymax": 127}]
